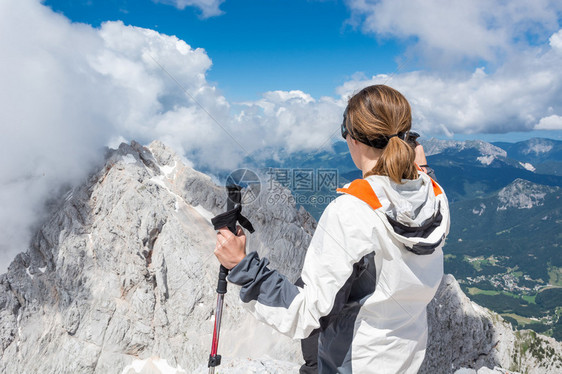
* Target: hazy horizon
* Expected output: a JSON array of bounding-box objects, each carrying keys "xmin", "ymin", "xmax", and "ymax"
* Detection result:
[{"xmin": 1, "ymin": 0, "xmax": 562, "ymax": 271}]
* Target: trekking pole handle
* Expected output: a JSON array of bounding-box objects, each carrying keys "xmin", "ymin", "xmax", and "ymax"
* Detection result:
[
  {"xmin": 217, "ymin": 265, "xmax": 229, "ymax": 294},
  {"xmin": 216, "ymin": 207, "xmax": 238, "ymax": 294},
  {"xmin": 226, "ymin": 203, "xmax": 239, "ymax": 233}
]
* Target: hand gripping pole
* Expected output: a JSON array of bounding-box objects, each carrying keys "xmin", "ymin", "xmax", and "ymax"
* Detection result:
[{"xmin": 208, "ymin": 185, "xmax": 254, "ymax": 373}]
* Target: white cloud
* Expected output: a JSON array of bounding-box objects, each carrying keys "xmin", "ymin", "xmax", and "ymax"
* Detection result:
[
  {"xmin": 346, "ymin": 0, "xmax": 562, "ymax": 64},
  {"xmin": 336, "ymin": 30, "xmax": 562, "ymax": 135},
  {"xmin": 235, "ymin": 93, "xmax": 344, "ymax": 154},
  {"xmin": 261, "ymin": 90, "xmax": 316, "ymax": 104},
  {"xmin": 0, "ymin": 0, "xmax": 347, "ymax": 271},
  {"xmin": 550, "ymin": 30, "xmax": 562, "ymax": 52},
  {"xmin": 0, "ymin": 0, "xmax": 232, "ymax": 271},
  {"xmin": 153, "ymin": 0, "xmax": 225, "ymax": 18},
  {"xmin": 1, "ymin": 0, "xmax": 112, "ymax": 271},
  {"xmin": 339, "ymin": 1, "xmax": 562, "ymax": 135},
  {"xmin": 2, "ymin": 0, "xmax": 562, "ymax": 273},
  {"xmin": 534, "ymin": 115, "xmax": 562, "ymax": 130}
]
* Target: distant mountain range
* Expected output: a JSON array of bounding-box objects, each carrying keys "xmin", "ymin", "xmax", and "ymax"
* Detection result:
[
  {"xmin": 493, "ymin": 138, "xmax": 562, "ymax": 176},
  {"xmin": 495, "ymin": 138, "xmax": 562, "ymax": 163},
  {"xmin": 253, "ymin": 137, "xmax": 562, "ymax": 212},
  {"xmin": 256, "ymin": 137, "xmax": 562, "ymax": 341},
  {"xmin": 425, "ymin": 138, "xmax": 562, "ymax": 201},
  {"xmin": 4, "ymin": 141, "xmax": 561, "ymax": 373},
  {"xmin": 445, "ymin": 178, "xmax": 562, "ymax": 339}
]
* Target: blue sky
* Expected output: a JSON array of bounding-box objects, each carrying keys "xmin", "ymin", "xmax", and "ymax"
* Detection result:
[
  {"xmin": 1, "ymin": 0, "xmax": 562, "ymax": 270},
  {"xmin": 43, "ymin": 0, "xmax": 403, "ymax": 101},
  {"xmin": 38, "ymin": 0, "xmax": 562, "ymax": 142}
]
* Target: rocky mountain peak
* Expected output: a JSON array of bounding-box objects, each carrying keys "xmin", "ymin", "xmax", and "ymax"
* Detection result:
[
  {"xmin": 0, "ymin": 141, "xmax": 561, "ymax": 373},
  {"xmin": 421, "ymin": 138, "xmax": 466, "ymax": 156},
  {"xmin": 0, "ymin": 140, "xmax": 313, "ymax": 373},
  {"xmin": 522, "ymin": 138, "xmax": 555, "ymax": 156},
  {"xmin": 497, "ymin": 179, "xmax": 559, "ymax": 210},
  {"xmin": 422, "ymin": 138, "xmax": 507, "ymax": 160}
]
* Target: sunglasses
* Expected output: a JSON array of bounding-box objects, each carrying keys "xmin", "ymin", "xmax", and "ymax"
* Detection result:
[{"xmin": 341, "ymin": 108, "xmax": 350, "ymax": 140}]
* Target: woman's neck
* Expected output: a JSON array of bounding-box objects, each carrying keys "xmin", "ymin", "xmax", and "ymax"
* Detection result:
[
  {"xmin": 361, "ymin": 157, "xmax": 379, "ymax": 177},
  {"xmin": 359, "ymin": 148, "xmax": 383, "ymax": 177},
  {"xmin": 347, "ymin": 138, "xmax": 383, "ymax": 178}
]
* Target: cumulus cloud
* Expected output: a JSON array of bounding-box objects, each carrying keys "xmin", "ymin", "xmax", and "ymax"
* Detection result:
[
  {"xmin": 1, "ymin": 0, "xmax": 112, "ymax": 272},
  {"xmin": 2, "ymin": 0, "xmax": 562, "ymax": 272},
  {"xmin": 153, "ymin": 0, "xmax": 225, "ymax": 18},
  {"xmin": 534, "ymin": 115, "xmax": 562, "ymax": 130},
  {"xmin": 0, "ymin": 0, "xmax": 232, "ymax": 271},
  {"xmin": 235, "ymin": 91, "xmax": 343, "ymax": 155},
  {"xmin": 339, "ymin": 0, "xmax": 562, "ymax": 135},
  {"xmin": 550, "ymin": 30, "xmax": 562, "ymax": 52},
  {"xmin": 346, "ymin": 0, "xmax": 562, "ymax": 64},
  {"xmin": 0, "ymin": 0, "xmax": 345, "ymax": 271},
  {"xmin": 336, "ymin": 29, "xmax": 562, "ymax": 135}
]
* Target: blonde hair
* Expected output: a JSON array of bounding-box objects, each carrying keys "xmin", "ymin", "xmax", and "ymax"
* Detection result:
[{"xmin": 346, "ymin": 85, "xmax": 418, "ymax": 183}]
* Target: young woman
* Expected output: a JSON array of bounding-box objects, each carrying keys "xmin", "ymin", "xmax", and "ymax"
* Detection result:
[{"xmin": 215, "ymin": 85, "xmax": 450, "ymax": 373}]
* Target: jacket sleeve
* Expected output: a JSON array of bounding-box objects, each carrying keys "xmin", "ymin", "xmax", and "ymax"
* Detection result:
[{"xmin": 227, "ymin": 197, "xmax": 376, "ymax": 339}]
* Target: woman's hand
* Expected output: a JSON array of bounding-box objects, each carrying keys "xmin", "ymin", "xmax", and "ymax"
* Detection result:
[
  {"xmin": 215, "ymin": 226, "xmax": 247, "ymax": 269},
  {"xmin": 414, "ymin": 144, "xmax": 428, "ymax": 173}
]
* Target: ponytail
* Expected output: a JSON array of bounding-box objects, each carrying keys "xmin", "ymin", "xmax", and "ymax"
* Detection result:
[
  {"xmin": 364, "ymin": 136, "xmax": 418, "ymax": 183},
  {"xmin": 346, "ymin": 85, "xmax": 418, "ymax": 184}
]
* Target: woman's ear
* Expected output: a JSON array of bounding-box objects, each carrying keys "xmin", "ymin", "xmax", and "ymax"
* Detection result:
[{"xmin": 351, "ymin": 138, "xmax": 362, "ymax": 148}]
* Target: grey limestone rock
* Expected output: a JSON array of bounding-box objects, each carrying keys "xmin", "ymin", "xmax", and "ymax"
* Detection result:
[
  {"xmin": 1, "ymin": 140, "xmax": 561, "ymax": 374},
  {"xmin": 497, "ymin": 179, "xmax": 557, "ymax": 210},
  {"xmin": 422, "ymin": 139, "xmax": 507, "ymax": 158},
  {"xmin": 422, "ymin": 274, "xmax": 562, "ymax": 374},
  {"xmin": 0, "ymin": 140, "xmax": 309, "ymax": 373}
]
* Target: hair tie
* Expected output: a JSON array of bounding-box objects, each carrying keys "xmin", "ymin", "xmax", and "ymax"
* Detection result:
[{"xmin": 387, "ymin": 133, "xmax": 400, "ymax": 139}]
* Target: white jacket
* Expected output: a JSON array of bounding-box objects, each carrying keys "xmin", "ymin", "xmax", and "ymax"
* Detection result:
[{"xmin": 228, "ymin": 172, "xmax": 450, "ymax": 373}]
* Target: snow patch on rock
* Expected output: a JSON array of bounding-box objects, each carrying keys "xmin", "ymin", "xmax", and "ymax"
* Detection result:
[
  {"xmin": 477, "ymin": 155, "xmax": 495, "ymax": 165},
  {"xmin": 122, "ymin": 154, "xmax": 137, "ymax": 164},
  {"xmin": 454, "ymin": 367, "xmax": 520, "ymax": 374},
  {"xmin": 472, "ymin": 203, "xmax": 486, "ymax": 216},
  {"xmin": 519, "ymin": 162, "xmax": 536, "ymax": 172},
  {"xmin": 192, "ymin": 205, "xmax": 214, "ymax": 223},
  {"xmin": 122, "ymin": 358, "xmax": 186, "ymax": 374}
]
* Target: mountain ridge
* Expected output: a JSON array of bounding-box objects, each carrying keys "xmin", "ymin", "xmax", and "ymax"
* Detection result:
[{"xmin": 1, "ymin": 140, "xmax": 561, "ymax": 373}]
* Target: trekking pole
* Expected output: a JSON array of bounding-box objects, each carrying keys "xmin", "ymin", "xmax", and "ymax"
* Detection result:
[
  {"xmin": 208, "ymin": 185, "xmax": 254, "ymax": 373},
  {"xmin": 208, "ymin": 264, "xmax": 229, "ymax": 374}
]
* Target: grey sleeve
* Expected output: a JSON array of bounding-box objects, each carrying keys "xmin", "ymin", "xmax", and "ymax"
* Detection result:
[
  {"xmin": 425, "ymin": 165, "xmax": 437, "ymax": 181},
  {"xmin": 227, "ymin": 251, "xmax": 300, "ymax": 308}
]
